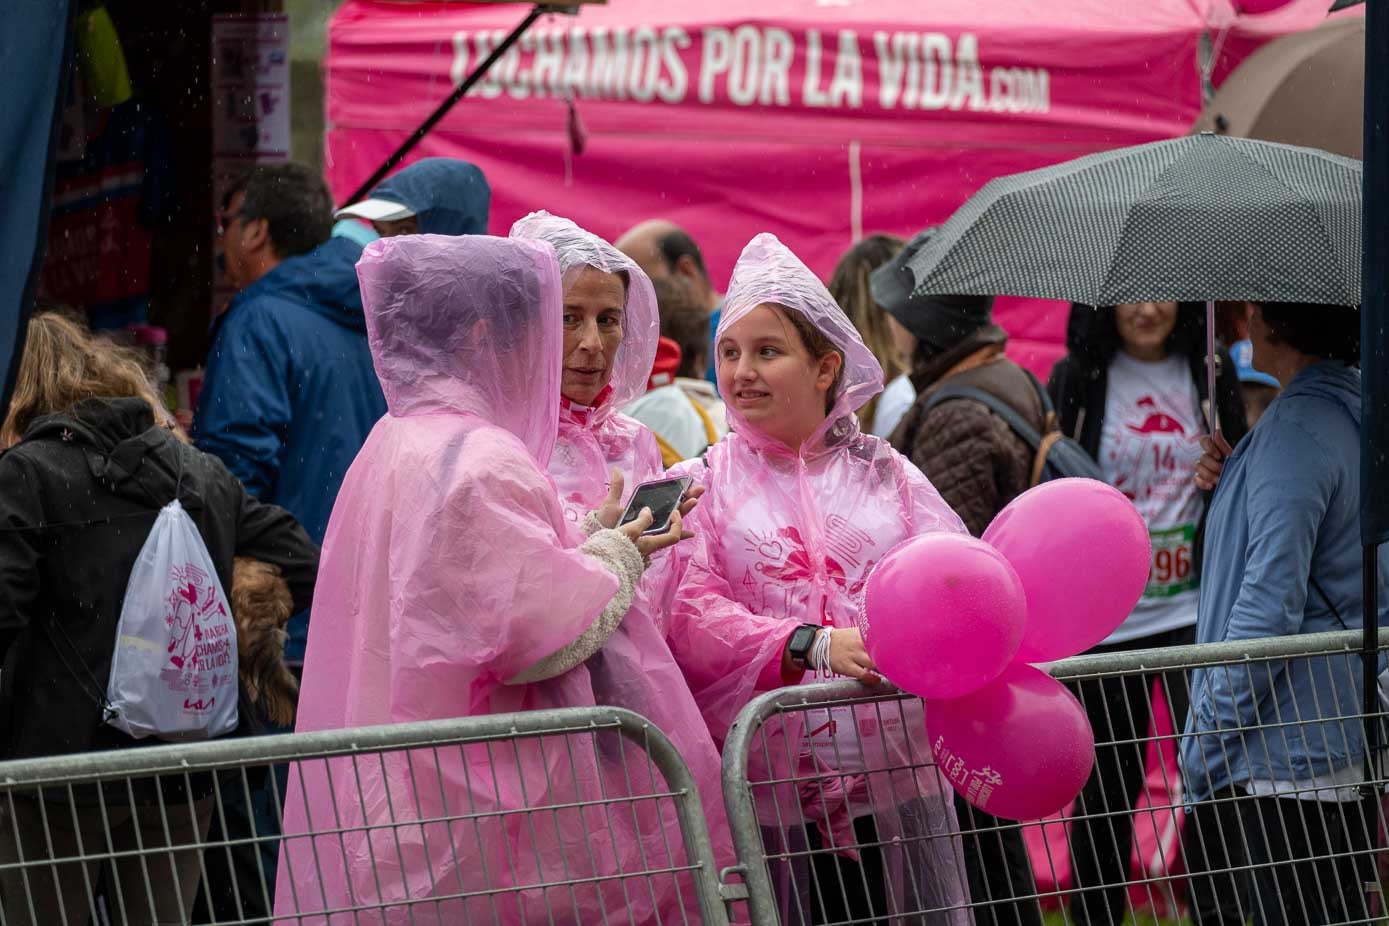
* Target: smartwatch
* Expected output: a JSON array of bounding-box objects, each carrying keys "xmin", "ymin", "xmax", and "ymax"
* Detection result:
[{"xmin": 786, "ymin": 623, "xmax": 822, "ymax": 670}]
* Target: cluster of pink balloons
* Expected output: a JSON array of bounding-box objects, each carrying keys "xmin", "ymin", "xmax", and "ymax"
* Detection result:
[{"xmin": 861, "ymin": 479, "xmax": 1151, "ymax": 821}]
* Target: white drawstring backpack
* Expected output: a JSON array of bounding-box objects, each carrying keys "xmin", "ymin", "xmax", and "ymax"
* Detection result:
[{"xmin": 104, "ymin": 498, "xmax": 239, "ymax": 740}]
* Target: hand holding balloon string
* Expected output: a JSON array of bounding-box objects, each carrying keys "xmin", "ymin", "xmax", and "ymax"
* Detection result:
[{"xmin": 815, "ymin": 627, "xmax": 881, "ymax": 686}]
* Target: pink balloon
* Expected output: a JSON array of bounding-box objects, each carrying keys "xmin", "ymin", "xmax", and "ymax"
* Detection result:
[
  {"xmin": 1236, "ymin": 0, "xmax": 1294, "ymax": 13},
  {"xmin": 862, "ymin": 533, "xmax": 1026, "ymax": 700},
  {"xmin": 983, "ymin": 478, "xmax": 1150, "ymax": 663},
  {"xmin": 926, "ymin": 663, "xmax": 1095, "ymax": 822}
]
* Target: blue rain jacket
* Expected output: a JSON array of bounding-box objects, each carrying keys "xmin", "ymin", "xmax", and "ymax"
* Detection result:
[
  {"xmin": 194, "ymin": 237, "xmax": 386, "ymax": 660},
  {"xmin": 1182, "ymin": 361, "xmax": 1389, "ymax": 801}
]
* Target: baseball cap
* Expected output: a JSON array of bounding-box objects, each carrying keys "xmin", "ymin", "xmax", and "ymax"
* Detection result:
[
  {"xmin": 871, "ymin": 228, "xmax": 994, "ymax": 355},
  {"xmin": 334, "ymin": 198, "xmax": 416, "ymax": 223}
]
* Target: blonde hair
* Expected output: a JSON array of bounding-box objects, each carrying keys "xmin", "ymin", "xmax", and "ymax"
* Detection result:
[
  {"xmin": 3, "ymin": 311, "xmax": 180, "ymax": 446},
  {"xmin": 827, "ymin": 234, "xmax": 906, "ymax": 433}
]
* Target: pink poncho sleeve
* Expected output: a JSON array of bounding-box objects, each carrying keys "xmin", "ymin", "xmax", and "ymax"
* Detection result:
[
  {"xmin": 663, "ymin": 461, "xmax": 798, "ymax": 743},
  {"xmin": 901, "ymin": 454, "xmax": 969, "ymax": 537},
  {"xmin": 384, "ymin": 426, "xmax": 620, "ymax": 718}
]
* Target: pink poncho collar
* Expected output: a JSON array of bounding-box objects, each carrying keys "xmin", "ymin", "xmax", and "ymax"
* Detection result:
[{"xmin": 510, "ymin": 210, "xmax": 660, "ymax": 430}]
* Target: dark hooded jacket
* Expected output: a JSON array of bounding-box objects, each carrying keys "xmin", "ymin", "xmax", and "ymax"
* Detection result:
[
  {"xmin": 0, "ymin": 398, "xmax": 318, "ymax": 764},
  {"xmin": 890, "ymin": 325, "xmax": 1046, "ymax": 536},
  {"xmin": 194, "ymin": 237, "xmax": 384, "ymax": 658}
]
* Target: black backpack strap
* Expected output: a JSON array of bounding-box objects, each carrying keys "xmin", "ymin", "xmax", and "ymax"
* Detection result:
[
  {"xmin": 1022, "ymin": 367, "xmax": 1057, "ymax": 417},
  {"xmin": 923, "ymin": 385, "xmax": 1044, "ymax": 452}
]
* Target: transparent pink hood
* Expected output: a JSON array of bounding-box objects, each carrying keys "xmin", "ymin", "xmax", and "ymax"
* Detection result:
[
  {"xmin": 509, "ymin": 210, "xmax": 660, "ymax": 421},
  {"xmin": 718, "ymin": 232, "xmax": 885, "ymax": 451},
  {"xmin": 358, "ymin": 232, "xmax": 564, "ymax": 464}
]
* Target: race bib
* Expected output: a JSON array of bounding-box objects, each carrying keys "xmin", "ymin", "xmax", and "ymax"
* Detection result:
[{"xmin": 1146, "ymin": 524, "xmax": 1197, "ymax": 598}]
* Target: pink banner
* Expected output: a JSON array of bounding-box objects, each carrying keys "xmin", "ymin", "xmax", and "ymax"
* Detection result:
[{"xmin": 326, "ymin": 0, "xmax": 1340, "ymax": 375}]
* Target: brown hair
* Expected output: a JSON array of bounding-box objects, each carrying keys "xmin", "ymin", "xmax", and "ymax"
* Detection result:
[
  {"xmin": 827, "ymin": 234, "xmax": 905, "ymax": 432},
  {"xmin": 776, "ymin": 305, "xmax": 845, "ymax": 414},
  {"xmin": 652, "ymin": 276, "xmax": 711, "ymax": 378},
  {"xmin": 3, "ymin": 311, "xmax": 181, "ymax": 446},
  {"xmin": 1256, "ymin": 301, "xmax": 1359, "ymax": 365}
]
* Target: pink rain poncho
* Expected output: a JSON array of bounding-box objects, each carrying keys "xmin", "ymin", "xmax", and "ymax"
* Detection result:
[
  {"xmin": 509, "ymin": 211, "xmax": 665, "ymax": 525},
  {"xmin": 273, "ymin": 233, "xmax": 728, "ymax": 925},
  {"xmin": 664, "ymin": 234, "xmax": 973, "ymax": 923}
]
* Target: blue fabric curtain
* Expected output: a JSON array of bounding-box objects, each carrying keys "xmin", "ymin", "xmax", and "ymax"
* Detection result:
[{"xmin": 0, "ymin": 0, "xmax": 74, "ymax": 418}]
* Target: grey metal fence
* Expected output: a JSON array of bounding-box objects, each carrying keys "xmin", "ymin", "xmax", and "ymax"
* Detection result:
[
  {"xmin": 0, "ymin": 706, "xmax": 733, "ymax": 926},
  {"xmin": 721, "ymin": 629, "xmax": 1389, "ymax": 926},
  {"xmin": 2, "ymin": 632, "xmax": 1385, "ymax": 926}
]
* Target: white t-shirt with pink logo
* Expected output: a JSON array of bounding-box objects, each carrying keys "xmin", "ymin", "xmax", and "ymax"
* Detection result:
[{"xmin": 1099, "ymin": 352, "xmax": 1205, "ymax": 644}]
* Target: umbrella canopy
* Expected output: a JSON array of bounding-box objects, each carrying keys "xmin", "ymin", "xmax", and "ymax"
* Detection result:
[
  {"xmin": 1194, "ymin": 15, "xmax": 1364, "ymax": 159},
  {"xmin": 906, "ymin": 133, "xmax": 1361, "ymax": 308}
]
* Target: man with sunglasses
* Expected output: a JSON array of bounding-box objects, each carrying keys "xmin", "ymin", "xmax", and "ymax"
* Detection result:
[{"xmin": 196, "ymin": 161, "xmax": 386, "ymax": 648}]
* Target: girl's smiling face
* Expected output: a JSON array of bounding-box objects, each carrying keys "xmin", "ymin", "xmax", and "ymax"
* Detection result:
[{"xmin": 717, "ymin": 303, "xmax": 842, "ymax": 449}]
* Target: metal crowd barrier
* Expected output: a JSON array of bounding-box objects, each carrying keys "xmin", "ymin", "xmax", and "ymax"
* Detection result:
[
  {"xmin": 721, "ymin": 629, "xmax": 1389, "ymax": 926},
  {"xmin": 0, "ymin": 707, "xmax": 732, "ymax": 926},
  {"xmin": 0, "ymin": 631, "xmax": 1385, "ymax": 926}
]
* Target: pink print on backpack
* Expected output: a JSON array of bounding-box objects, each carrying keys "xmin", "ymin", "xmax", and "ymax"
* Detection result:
[{"xmin": 160, "ymin": 563, "xmax": 234, "ymax": 714}]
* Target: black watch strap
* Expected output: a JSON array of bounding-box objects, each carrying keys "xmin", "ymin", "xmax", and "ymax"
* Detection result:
[{"xmin": 787, "ymin": 623, "xmax": 821, "ymax": 668}]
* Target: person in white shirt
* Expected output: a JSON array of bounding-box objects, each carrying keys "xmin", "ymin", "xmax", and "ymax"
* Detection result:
[{"xmin": 1047, "ymin": 301, "xmax": 1249, "ymax": 926}]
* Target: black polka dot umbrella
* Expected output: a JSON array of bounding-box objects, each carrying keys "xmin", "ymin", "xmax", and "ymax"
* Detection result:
[{"xmin": 905, "ymin": 132, "xmax": 1362, "ymax": 429}]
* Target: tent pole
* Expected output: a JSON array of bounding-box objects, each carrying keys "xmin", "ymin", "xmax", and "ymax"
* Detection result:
[
  {"xmin": 1204, "ymin": 299, "xmax": 1218, "ymax": 434},
  {"xmin": 342, "ymin": 3, "xmax": 562, "ymax": 205}
]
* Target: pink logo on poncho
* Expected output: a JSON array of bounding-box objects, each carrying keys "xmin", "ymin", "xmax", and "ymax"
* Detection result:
[{"xmin": 748, "ymin": 524, "xmax": 877, "ymax": 595}]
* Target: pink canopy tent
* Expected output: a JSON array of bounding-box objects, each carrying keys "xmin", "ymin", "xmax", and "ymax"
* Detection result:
[
  {"xmin": 325, "ymin": 0, "xmax": 1336, "ymax": 373},
  {"xmin": 325, "ymin": 5, "xmax": 1366, "ymax": 910},
  {"xmin": 324, "ymin": 2, "xmax": 1351, "ymax": 914}
]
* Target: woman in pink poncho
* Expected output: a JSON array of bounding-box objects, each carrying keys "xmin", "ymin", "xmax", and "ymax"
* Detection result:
[
  {"xmin": 665, "ymin": 234, "xmax": 974, "ymax": 925},
  {"xmin": 273, "ymin": 234, "xmax": 727, "ymax": 925},
  {"xmin": 509, "ymin": 211, "xmax": 666, "ymax": 525}
]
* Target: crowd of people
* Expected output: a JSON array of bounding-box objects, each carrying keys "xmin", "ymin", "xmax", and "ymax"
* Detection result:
[{"xmin": 0, "ymin": 155, "xmax": 1375, "ymax": 926}]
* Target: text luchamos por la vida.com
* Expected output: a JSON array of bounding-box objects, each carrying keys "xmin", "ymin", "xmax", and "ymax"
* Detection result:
[{"xmin": 449, "ymin": 26, "xmax": 1051, "ymax": 115}]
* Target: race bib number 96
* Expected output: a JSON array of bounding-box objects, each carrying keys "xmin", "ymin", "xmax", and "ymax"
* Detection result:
[{"xmin": 1146, "ymin": 524, "xmax": 1197, "ymax": 598}]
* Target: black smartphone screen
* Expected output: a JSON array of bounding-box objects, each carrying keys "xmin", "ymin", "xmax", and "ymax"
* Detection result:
[{"xmin": 618, "ymin": 477, "xmax": 691, "ymax": 534}]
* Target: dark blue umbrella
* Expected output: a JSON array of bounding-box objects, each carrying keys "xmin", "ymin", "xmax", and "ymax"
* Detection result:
[{"xmin": 905, "ymin": 133, "xmax": 1361, "ymax": 309}]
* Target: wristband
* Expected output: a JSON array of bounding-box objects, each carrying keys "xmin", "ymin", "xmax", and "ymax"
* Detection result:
[{"xmin": 810, "ymin": 627, "xmax": 833, "ymax": 673}]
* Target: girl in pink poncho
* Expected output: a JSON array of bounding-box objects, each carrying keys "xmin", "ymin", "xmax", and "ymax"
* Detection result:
[
  {"xmin": 665, "ymin": 234, "xmax": 974, "ymax": 925},
  {"xmin": 509, "ymin": 211, "xmax": 666, "ymax": 526},
  {"xmin": 273, "ymin": 234, "xmax": 728, "ymax": 925}
]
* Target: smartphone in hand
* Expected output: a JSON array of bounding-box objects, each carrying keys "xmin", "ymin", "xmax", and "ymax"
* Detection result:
[{"xmin": 618, "ymin": 476, "xmax": 693, "ymax": 535}]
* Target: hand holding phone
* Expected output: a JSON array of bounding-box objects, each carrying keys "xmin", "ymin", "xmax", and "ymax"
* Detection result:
[
  {"xmin": 618, "ymin": 506, "xmax": 689, "ymax": 557},
  {"xmin": 618, "ymin": 476, "xmax": 693, "ymax": 535}
]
